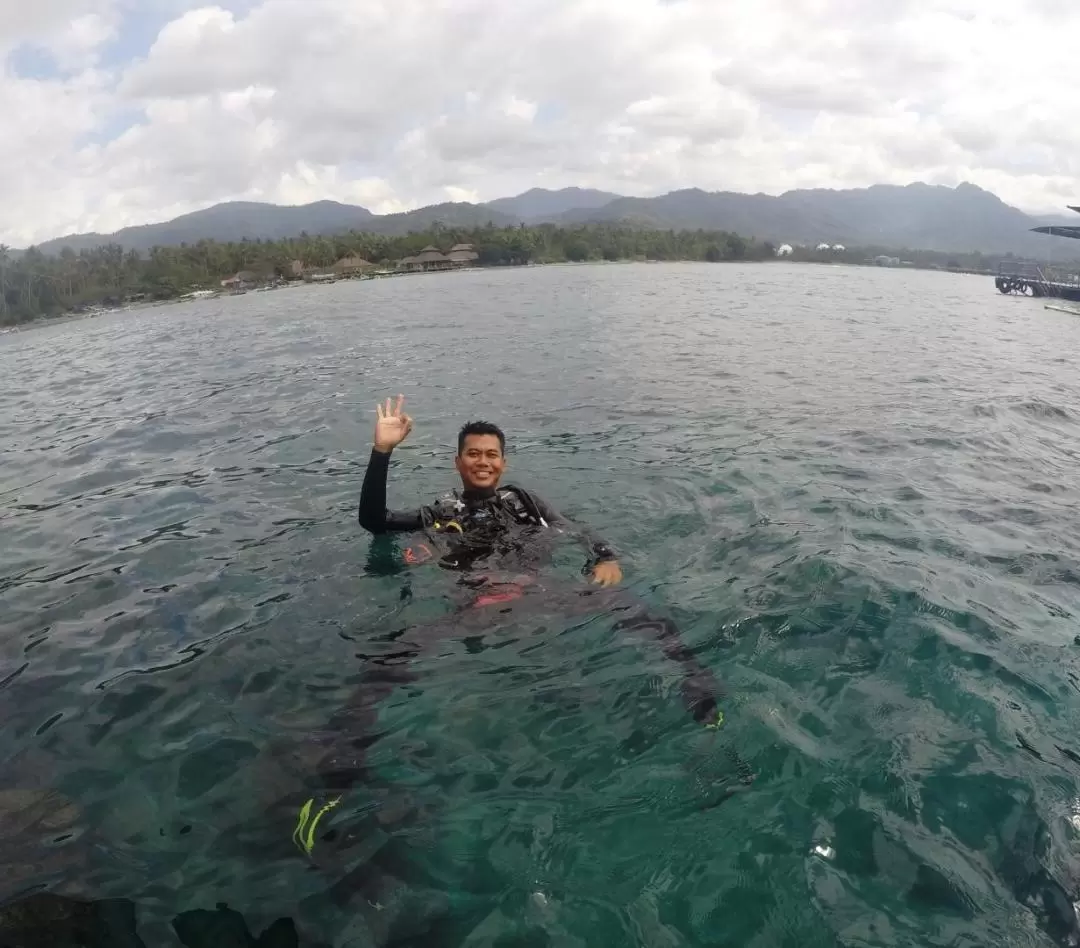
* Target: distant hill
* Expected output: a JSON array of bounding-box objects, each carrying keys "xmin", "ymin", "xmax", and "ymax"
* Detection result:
[
  {"xmin": 36, "ymin": 199, "xmax": 519, "ymax": 255},
  {"xmin": 555, "ymin": 187, "xmax": 848, "ymax": 239},
  {"xmin": 37, "ymin": 200, "xmax": 377, "ymax": 255},
  {"xmin": 485, "ymin": 187, "xmax": 623, "ymax": 223},
  {"xmin": 27, "ymin": 182, "xmax": 1080, "ymax": 261},
  {"xmin": 769, "ymin": 182, "xmax": 1051, "ymax": 255},
  {"xmin": 555, "ymin": 182, "xmax": 1080, "ymax": 260},
  {"xmin": 369, "ymin": 202, "xmax": 519, "ymax": 235}
]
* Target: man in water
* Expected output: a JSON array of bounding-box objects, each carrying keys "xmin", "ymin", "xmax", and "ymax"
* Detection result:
[
  {"xmin": 358, "ymin": 394, "xmax": 623, "ymax": 590},
  {"xmin": 350, "ymin": 395, "xmax": 729, "ymax": 730},
  {"xmin": 233, "ymin": 396, "xmax": 744, "ymax": 943}
]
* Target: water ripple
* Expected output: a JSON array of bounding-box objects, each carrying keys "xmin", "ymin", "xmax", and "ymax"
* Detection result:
[{"xmin": 4, "ymin": 265, "xmax": 1080, "ymax": 945}]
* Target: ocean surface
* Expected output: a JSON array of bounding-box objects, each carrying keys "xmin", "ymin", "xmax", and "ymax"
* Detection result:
[{"xmin": 4, "ymin": 261, "xmax": 1080, "ymax": 947}]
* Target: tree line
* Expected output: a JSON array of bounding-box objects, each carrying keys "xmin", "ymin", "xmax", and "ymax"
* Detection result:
[
  {"xmin": 0, "ymin": 224, "xmax": 779, "ymax": 325},
  {"xmin": 0, "ymin": 222, "xmax": 1029, "ymax": 327}
]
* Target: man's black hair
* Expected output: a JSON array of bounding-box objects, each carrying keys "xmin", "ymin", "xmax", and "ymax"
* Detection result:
[{"xmin": 458, "ymin": 421, "xmax": 506, "ymax": 455}]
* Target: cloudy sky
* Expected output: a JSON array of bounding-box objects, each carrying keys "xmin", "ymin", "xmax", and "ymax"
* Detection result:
[{"xmin": 2, "ymin": 0, "xmax": 1079, "ymax": 246}]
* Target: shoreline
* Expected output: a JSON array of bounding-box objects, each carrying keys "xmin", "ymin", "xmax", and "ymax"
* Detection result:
[{"xmin": 0, "ymin": 258, "xmax": 996, "ymax": 336}]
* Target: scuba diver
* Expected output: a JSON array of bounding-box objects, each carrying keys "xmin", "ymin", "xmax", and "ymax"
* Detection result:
[
  {"xmin": 218, "ymin": 396, "xmax": 749, "ymax": 944},
  {"xmin": 355, "ymin": 394, "xmax": 724, "ymax": 727},
  {"xmin": 358, "ymin": 394, "xmax": 623, "ymax": 589}
]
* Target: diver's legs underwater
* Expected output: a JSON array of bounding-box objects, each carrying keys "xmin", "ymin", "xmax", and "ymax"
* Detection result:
[{"xmin": 236, "ymin": 585, "xmax": 754, "ymax": 945}]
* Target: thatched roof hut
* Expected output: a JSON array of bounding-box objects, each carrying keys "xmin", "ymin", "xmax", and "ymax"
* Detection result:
[
  {"xmin": 398, "ymin": 244, "xmax": 471, "ymax": 272},
  {"xmin": 446, "ymin": 243, "xmax": 479, "ymax": 264},
  {"xmin": 333, "ymin": 255, "xmax": 374, "ymax": 275},
  {"xmin": 414, "ymin": 247, "xmax": 448, "ymax": 265}
]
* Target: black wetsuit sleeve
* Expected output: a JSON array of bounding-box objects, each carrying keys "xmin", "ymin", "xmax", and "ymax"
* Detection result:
[
  {"xmin": 358, "ymin": 449, "xmax": 425, "ymax": 534},
  {"xmin": 530, "ymin": 493, "xmax": 617, "ymax": 563}
]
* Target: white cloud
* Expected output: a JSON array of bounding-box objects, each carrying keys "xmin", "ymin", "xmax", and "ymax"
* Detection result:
[
  {"xmin": 49, "ymin": 14, "xmax": 117, "ymax": 71},
  {"xmin": 0, "ymin": 0, "xmax": 120, "ymax": 68},
  {"xmin": 3, "ymin": 0, "xmax": 1080, "ymax": 245},
  {"xmin": 0, "ymin": 0, "xmax": 113, "ymax": 44},
  {"xmin": 503, "ymin": 96, "xmax": 538, "ymax": 123}
]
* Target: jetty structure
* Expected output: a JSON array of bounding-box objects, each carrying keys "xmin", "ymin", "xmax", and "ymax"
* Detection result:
[{"xmin": 996, "ymin": 206, "xmax": 1080, "ymax": 300}]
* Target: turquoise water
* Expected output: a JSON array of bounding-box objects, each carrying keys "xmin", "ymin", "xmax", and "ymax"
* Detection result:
[{"xmin": 4, "ymin": 262, "xmax": 1080, "ymax": 946}]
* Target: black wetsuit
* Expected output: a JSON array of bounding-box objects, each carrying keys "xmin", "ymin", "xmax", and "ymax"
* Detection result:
[{"xmin": 358, "ymin": 448, "xmax": 616, "ymax": 576}]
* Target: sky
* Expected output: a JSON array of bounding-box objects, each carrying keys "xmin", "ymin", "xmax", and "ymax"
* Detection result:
[{"xmin": 2, "ymin": 0, "xmax": 1079, "ymax": 246}]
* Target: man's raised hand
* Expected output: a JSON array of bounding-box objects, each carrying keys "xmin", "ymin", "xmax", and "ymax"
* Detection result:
[{"xmin": 374, "ymin": 394, "xmax": 414, "ymax": 453}]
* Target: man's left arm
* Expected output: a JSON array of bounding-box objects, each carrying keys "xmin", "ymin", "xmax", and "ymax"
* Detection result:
[{"xmin": 529, "ymin": 494, "xmax": 623, "ymax": 586}]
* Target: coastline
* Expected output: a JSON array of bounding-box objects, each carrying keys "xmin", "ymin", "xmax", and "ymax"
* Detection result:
[{"xmin": 0, "ymin": 257, "xmax": 996, "ymax": 337}]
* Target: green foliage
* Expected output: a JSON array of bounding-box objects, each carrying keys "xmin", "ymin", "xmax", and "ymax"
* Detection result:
[
  {"xmin": 564, "ymin": 240, "xmax": 591, "ymax": 263},
  {"xmin": 9, "ymin": 224, "xmax": 1018, "ymax": 328},
  {"xmin": 783, "ymin": 243, "xmax": 1009, "ymax": 275},
  {"xmin": 0, "ymin": 224, "xmax": 782, "ymax": 325}
]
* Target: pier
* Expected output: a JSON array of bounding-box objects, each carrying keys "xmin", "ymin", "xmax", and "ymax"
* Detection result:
[
  {"xmin": 995, "ymin": 261, "xmax": 1080, "ymax": 301},
  {"xmin": 994, "ymin": 205, "xmax": 1080, "ymax": 300}
]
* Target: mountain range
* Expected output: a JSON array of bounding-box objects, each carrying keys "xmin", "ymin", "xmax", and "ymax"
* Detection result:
[{"xmin": 28, "ymin": 182, "xmax": 1080, "ymax": 261}]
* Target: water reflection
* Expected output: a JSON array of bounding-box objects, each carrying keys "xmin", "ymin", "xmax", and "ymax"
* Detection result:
[
  {"xmin": 0, "ymin": 893, "xmax": 328, "ymax": 947},
  {"xmin": 8, "ymin": 266, "xmax": 1080, "ymax": 944},
  {"xmin": 2, "ymin": 571, "xmax": 756, "ymax": 947}
]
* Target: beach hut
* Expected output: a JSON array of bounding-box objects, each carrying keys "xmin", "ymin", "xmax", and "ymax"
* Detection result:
[
  {"xmin": 445, "ymin": 243, "xmax": 479, "ymax": 266},
  {"xmin": 333, "ymin": 256, "xmax": 375, "ymax": 277}
]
